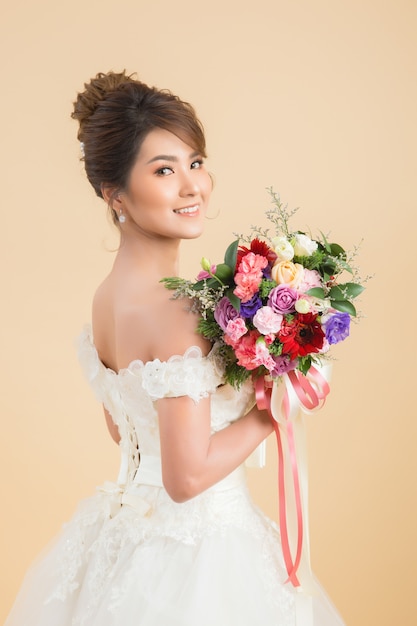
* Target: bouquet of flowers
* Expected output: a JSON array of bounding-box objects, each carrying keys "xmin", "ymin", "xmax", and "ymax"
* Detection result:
[
  {"xmin": 163, "ymin": 189, "xmax": 365, "ymax": 590},
  {"xmin": 163, "ymin": 189, "xmax": 364, "ymax": 388}
]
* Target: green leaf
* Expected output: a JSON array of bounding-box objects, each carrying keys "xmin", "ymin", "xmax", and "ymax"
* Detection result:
[
  {"xmin": 306, "ymin": 287, "xmax": 326, "ymax": 298},
  {"xmin": 214, "ymin": 263, "xmax": 233, "ymax": 284},
  {"xmin": 269, "ymin": 340, "xmax": 283, "ymax": 356},
  {"xmin": 224, "ymin": 362, "xmax": 252, "ymax": 389},
  {"xmin": 225, "ymin": 288, "xmax": 241, "ymax": 311},
  {"xmin": 329, "ymin": 283, "xmax": 365, "ymax": 300},
  {"xmin": 224, "ymin": 239, "xmax": 239, "ymax": 269},
  {"xmin": 344, "ymin": 282, "xmax": 365, "ymax": 299},
  {"xmin": 160, "ymin": 276, "xmax": 188, "ymax": 290},
  {"xmin": 297, "ymin": 355, "xmax": 312, "ymax": 375},
  {"xmin": 193, "ymin": 264, "xmax": 233, "ymax": 291},
  {"xmin": 197, "ymin": 317, "xmax": 223, "ymax": 340},
  {"xmin": 193, "ymin": 279, "xmax": 209, "ymax": 291},
  {"xmin": 331, "ymin": 299, "xmax": 357, "ymax": 316},
  {"xmin": 323, "ymin": 260, "xmax": 337, "ymax": 275},
  {"xmin": 337, "ymin": 259, "xmax": 354, "ymax": 274},
  {"xmin": 193, "ymin": 277, "xmax": 219, "ymax": 290},
  {"xmin": 328, "ymin": 285, "xmax": 345, "ymax": 300},
  {"xmin": 329, "ymin": 243, "xmax": 345, "ymax": 257},
  {"xmin": 319, "ymin": 231, "xmax": 332, "ymax": 253}
]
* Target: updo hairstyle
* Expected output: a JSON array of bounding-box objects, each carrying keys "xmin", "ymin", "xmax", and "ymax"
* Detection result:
[{"xmin": 71, "ymin": 71, "xmax": 206, "ymax": 224}]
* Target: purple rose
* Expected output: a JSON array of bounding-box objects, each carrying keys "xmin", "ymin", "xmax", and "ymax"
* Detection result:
[
  {"xmin": 214, "ymin": 297, "xmax": 239, "ymax": 331},
  {"xmin": 240, "ymin": 293, "xmax": 262, "ymax": 318},
  {"xmin": 271, "ymin": 355, "xmax": 297, "ymax": 377},
  {"xmin": 268, "ymin": 285, "xmax": 298, "ymax": 314},
  {"xmin": 323, "ymin": 312, "xmax": 350, "ymax": 345}
]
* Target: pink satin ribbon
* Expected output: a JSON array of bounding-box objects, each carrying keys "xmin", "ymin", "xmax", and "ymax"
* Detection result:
[{"xmin": 254, "ymin": 366, "xmax": 330, "ymax": 587}]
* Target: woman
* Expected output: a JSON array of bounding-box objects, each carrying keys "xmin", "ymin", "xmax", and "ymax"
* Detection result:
[{"xmin": 5, "ymin": 71, "xmax": 345, "ymax": 625}]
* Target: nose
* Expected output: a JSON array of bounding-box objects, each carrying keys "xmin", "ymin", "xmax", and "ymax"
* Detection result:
[{"xmin": 179, "ymin": 169, "xmax": 199, "ymax": 197}]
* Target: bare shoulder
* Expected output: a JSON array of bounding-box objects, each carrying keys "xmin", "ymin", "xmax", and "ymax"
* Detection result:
[
  {"xmin": 116, "ymin": 284, "xmax": 210, "ymax": 366},
  {"xmin": 93, "ymin": 272, "xmax": 210, "ymax": 370}
]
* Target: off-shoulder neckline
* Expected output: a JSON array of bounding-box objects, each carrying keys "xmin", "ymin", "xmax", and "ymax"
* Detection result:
[{"xmin": 82, "ymin": 324, "xmax": 215, "ymax": 377}]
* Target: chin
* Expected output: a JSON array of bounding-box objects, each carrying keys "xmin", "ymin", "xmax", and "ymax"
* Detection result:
[
  {"xmin": 178, "ymin": 222, "xmax": 205, "ymax": 240},
  {"xmin": 181, "ymin": 229, "xmax": 204, "ymax": 240}
]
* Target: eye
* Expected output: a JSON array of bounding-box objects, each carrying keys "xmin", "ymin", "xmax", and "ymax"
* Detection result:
[
  {"xmin": 191, "ymin": 159, "xmax": 204, "ymax": 170},
  {"xmin": 155, "ymin": 166, "xmax": 174, "ymax": 176}
]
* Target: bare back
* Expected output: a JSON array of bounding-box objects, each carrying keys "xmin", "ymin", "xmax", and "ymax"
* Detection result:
[{"xmin": 92, "ymin": 264, "xmax": 210, "ymax": 373}]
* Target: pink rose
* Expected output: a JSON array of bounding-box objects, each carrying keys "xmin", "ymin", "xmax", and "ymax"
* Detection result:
[
  {"xmin": 268, "ymin": 285, "xmax": 298, "ymax": 314},
  {"xmin": 253, "ymin": 306, "xmax": 283, "ymax": 335},
  {"xmin": 225, "ymin": 317, "xmax": 248, "ymax": 342}
]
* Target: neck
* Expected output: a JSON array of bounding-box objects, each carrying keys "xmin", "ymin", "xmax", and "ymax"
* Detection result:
[{"xmin": 115, "ymin": 231, "xmax": 181, "ymax": 279}]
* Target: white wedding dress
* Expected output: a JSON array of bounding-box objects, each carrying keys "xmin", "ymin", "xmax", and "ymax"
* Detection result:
[{"xmin": 5, "ymin": 325, "xmax": 345, "ymax": 626}]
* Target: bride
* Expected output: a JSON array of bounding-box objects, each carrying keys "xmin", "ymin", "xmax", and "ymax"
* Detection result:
[{"xmin": 5, "ymin": 70, "xmax": 345, "ymax": 625}]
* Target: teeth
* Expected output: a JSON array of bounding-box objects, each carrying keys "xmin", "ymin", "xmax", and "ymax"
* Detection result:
[{"xmin": 175, "ymin": 205, "xmax": 198, "ymax": 214}]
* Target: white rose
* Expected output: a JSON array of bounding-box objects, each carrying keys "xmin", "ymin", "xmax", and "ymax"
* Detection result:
[
  {"xmin": 272, "ymin": 236, "xmax": 294, "ymax": 261},
  {"xmin": 293, "ymin": 234, "xmax": 318, "ymax": 257}
]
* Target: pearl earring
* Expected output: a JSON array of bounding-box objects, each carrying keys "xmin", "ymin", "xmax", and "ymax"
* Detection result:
[{"xmin": 119, "ymin": 212, "xmax": 126, "ymax": 224}]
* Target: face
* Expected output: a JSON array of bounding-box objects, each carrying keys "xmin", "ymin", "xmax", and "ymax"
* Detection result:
[{"xmin": 117, "ymin": 128, "xmax": 212, "ymax": 241}]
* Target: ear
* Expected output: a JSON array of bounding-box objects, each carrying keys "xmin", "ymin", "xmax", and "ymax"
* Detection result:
[{"xmin": 101, "ymin": 184, "xmax": 123, "ymax": 210}]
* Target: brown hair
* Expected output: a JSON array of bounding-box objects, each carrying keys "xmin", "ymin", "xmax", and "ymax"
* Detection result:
[{"xmin": 71, "ymin": 71, "xmax": 206, "ymax": 224}]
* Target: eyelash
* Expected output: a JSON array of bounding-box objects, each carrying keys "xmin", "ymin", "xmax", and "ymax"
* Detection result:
[
  {"xmin": 155, "ymin": 159, "xmax": 204, "ymax": 176},
  {"xmin": 155, "ymin": 166, "xmax": 174, "ymax": 176}
]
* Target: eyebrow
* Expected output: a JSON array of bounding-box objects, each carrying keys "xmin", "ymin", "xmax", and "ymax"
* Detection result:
[{"xmin": 146, "ymin": 150, "xmax": 200, "ymax": 165}]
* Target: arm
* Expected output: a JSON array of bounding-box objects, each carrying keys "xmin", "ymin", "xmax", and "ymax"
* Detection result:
[
  {"xmin": 157, "ymin": 394, "xmax": 273, "ymax": 503},
  {"xmin": 115, "ymin": 289, "xmax": 273, "ymax": 502}
]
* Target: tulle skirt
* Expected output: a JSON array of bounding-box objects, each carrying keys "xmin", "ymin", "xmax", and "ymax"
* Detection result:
[{"xmin": 5, "ymin": 470, "xmax": 345, "ymax": 626}]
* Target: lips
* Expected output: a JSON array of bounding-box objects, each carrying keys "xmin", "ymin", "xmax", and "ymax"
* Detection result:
[{"xmin": 174, "ymin": 204, "xmax": 199, "ymax": 215}]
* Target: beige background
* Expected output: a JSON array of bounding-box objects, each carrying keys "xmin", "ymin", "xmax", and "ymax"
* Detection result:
[{"xmin": 1, "ymin": 1, "xmax": 416, "ymax": 624}]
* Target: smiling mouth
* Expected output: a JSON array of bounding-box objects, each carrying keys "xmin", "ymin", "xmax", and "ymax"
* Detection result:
[{"xmin": 174, "ymin": 205, "xmax": 199, "ymax": 215}]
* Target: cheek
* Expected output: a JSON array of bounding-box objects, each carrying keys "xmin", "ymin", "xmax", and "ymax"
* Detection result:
[{"xmin": 134, "ymin": 183, "xmax": 172, "ymax": 208}]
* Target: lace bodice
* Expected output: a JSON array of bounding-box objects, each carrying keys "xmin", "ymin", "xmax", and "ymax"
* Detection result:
[{"xmin": 78, "ymin": 325, "xmax": 255, "ymax": 484}]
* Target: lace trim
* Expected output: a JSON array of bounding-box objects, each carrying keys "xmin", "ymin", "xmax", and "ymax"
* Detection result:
[
  {"xmin": 140, "ymin": 348, "xmax": 223, "ymax": 402},
  {"xmin": 78, "ymin": 324, "xmax": 225, "ymax": 404}
]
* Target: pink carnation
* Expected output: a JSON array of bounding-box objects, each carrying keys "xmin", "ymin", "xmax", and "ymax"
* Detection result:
[
  {"xmin": 233, "ymin": 330, "xmax": 260, "ymax": 370},
  {"xmin": 253, "ymin": 306, "xmax": 283, "ymax": 335},
  {"xmin": 238, "ymin": 252, "xmax": 268, "ymax": 275},
  {"xmin": 299, "ymin": 269, "xmax": 322, "ymax": 293},
  {"xmin": 225, "ymin": 317, "xmax": 248, "ymax": 342},
  {"xmin": 233, "ymin": 252, "xmax": 268, "ymax": 303},
  {"xmin": 234, "ymin": 272, "xmax": 262, "ymax": 302},
  {"xmin": 254, "ymin": 339, "xmax": 277, "ymax": 373}
]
